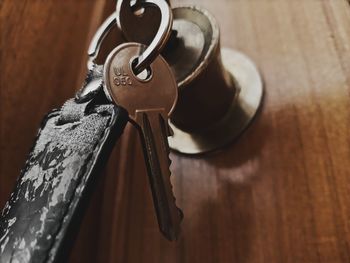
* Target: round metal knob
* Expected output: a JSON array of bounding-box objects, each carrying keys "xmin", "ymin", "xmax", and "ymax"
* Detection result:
[{"xmin": 163, "ymin": 6, "xmax": 264, "ymax": 155}]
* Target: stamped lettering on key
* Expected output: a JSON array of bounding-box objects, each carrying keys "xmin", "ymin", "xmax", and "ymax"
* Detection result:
[{"xmin": 113, "ymin": 66, "xmax": 132, "ymax": 86}]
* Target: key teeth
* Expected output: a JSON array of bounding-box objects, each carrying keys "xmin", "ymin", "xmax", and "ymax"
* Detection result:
[
  {"xmin": 166, "ymin": 143, "xmax": 184, "ymax": 237},
  {"xmin": 167, "ymin": 136, "xmax": 183, "ymax": 210},
  {"xmin": 167, "ymin": 156, "xmax": 182, "ymax": 212},
  {"xmin": 159, "ymin": 115, "xmax": 183, "ymax": 240},
  {"xmin": 162, "ymin": 116, "xmax": 183, "ymax": 218}
]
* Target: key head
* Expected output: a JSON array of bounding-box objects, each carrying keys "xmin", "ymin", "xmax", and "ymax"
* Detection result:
[
  {"xmin": 116, "ymin": 0, "xmax": 171, "ymax": 46},
  {"xmin": 103, "ymin": 42, "xmax": 178, "ymax": 120}
]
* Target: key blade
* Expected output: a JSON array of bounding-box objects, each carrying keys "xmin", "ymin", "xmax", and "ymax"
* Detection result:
[{"xmin": 136, "ymin": 109, "xmax": 183, "ymax": 241}]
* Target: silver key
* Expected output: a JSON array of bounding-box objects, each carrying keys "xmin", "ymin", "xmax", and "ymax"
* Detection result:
[
  {"xmin": 104, "ymin": 42, "xmax": 182, "ymax": 240},
  {"xmin": 117, "ymin": 0, "xmax": 171, "ymax": 45}
]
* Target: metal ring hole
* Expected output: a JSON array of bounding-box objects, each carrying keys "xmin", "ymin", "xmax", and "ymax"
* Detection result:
[
  {"xmin": 131, "ymin": 57, "xmax": 152, "ymax": 81},
  {"xmin": 130, "ymin": 0, "xmax": 145, "ymax": 16}
]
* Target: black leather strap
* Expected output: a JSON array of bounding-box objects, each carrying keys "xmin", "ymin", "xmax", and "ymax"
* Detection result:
[{"xmin": 0, "ymin": 95, "xmax": 128, "ymax": 263}]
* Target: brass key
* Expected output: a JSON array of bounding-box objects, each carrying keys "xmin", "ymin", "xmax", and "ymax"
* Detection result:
[{"xmin": 103, "ymin": 42, "xmax": 182, "ymax": 241}]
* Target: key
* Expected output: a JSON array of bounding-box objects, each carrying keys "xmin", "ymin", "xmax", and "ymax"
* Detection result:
[
  {"xmin": 117, "ymin": 0, "xmax": 171, "ymax": 45},
  {"xmin": 103, "ymin": 42, "xmax": 182, "ymax": 241}
]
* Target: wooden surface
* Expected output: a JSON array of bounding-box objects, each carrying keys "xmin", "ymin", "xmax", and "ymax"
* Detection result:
[{"xmin": 1, "ymin": 0, "xmax": 350, "ymax": 262}]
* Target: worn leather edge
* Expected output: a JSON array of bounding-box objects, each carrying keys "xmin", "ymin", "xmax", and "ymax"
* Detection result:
[
  {"xmin": 0, "ymin": 102, "xmax": 129, "ymax": 263},
  {"xmin": 47, "ymin": 105, "xmax": 129, "ymax": 263}
]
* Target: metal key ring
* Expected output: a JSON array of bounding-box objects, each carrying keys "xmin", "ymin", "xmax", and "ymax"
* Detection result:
[{"xmin": 88, "ymin": 0, "xmax": 172, "ymax": 74}]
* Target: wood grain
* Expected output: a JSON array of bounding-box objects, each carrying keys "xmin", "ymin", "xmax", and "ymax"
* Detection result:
[{"xmin": 1, "ymin": 0, "xmax": 350, "ymax": 263}]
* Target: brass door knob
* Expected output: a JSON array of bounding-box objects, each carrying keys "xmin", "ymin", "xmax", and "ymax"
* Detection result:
[{"xmin": 162, "ymin": 6, "xmax": 264, "ymax": 155}]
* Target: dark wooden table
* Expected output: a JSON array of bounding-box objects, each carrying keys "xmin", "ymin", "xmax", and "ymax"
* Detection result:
[{"xmin": 1, "ymin": 0, "xmax": 350, "ymax": 262}]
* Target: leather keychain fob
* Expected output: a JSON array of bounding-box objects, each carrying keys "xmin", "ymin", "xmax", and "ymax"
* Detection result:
[
  {"xmin": 0, "ymin": 83, "xmax": 128, "ymax": 263},
  {"xmin": 1, "ymin": 1, "xmax": 176, "ymax": 262}
]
